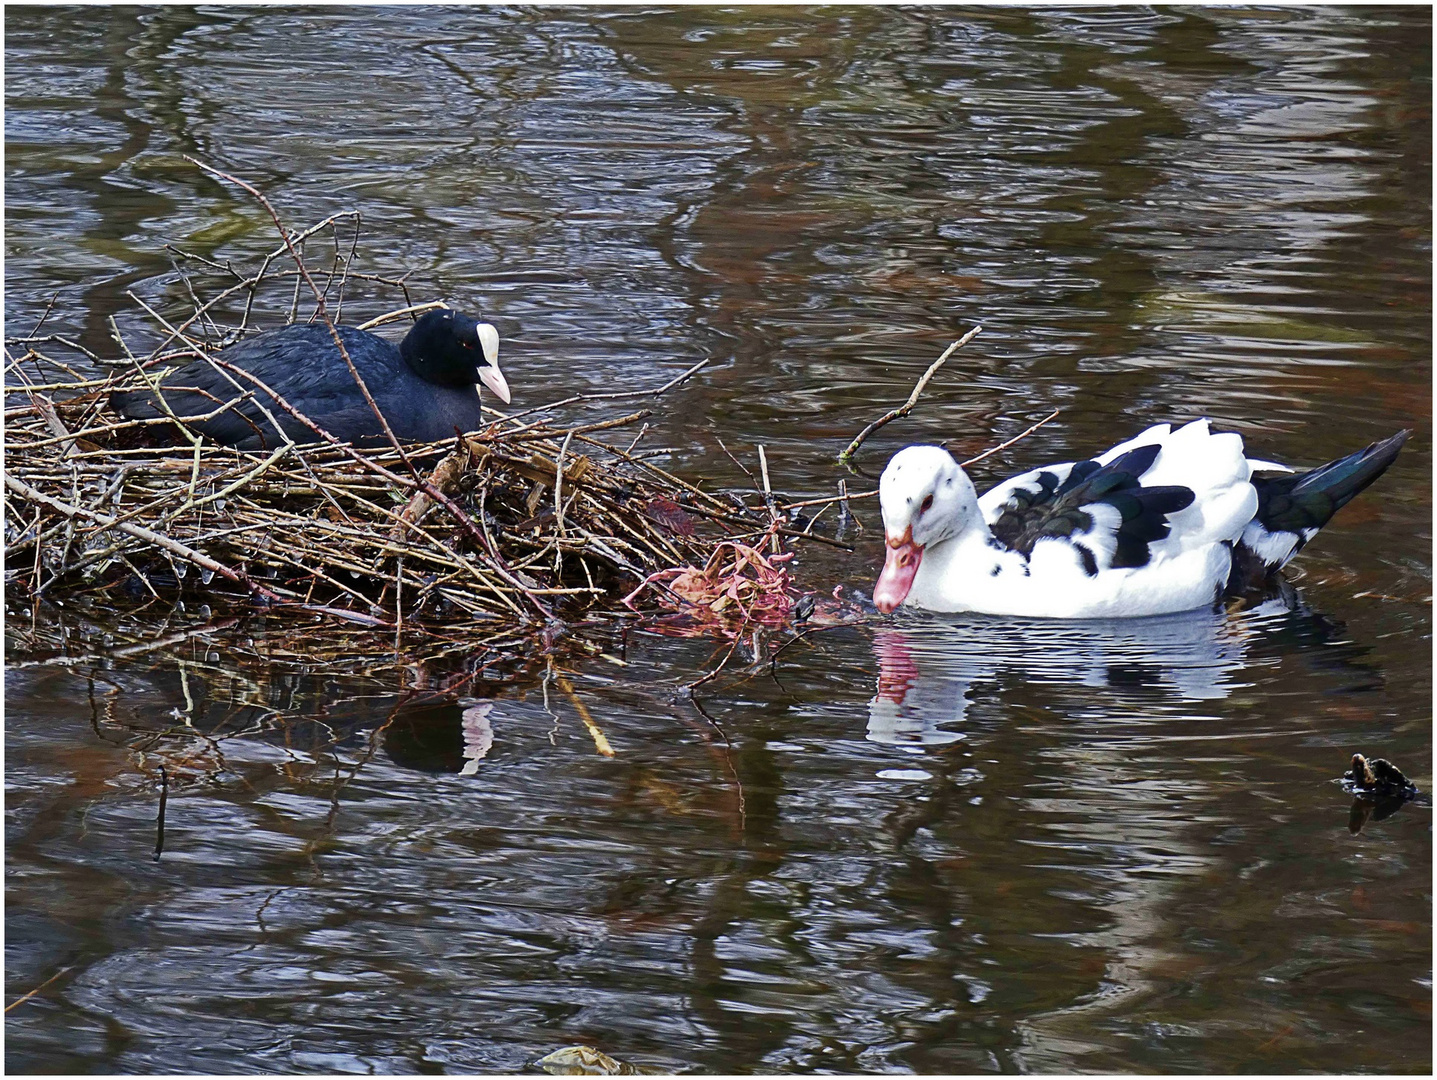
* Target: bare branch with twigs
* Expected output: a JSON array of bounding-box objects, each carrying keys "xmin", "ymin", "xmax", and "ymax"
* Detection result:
[{"xmin": 837, "ymin": 325, "xmax": 982, "ymax": 469}]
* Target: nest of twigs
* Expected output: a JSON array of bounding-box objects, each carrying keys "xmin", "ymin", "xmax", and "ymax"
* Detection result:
[
  {"xmin": 3, "ymin": 382, "xmax": 787, "ymax": 630},
  {"xmin": 4, "ymin": 190, "xmax": 842, "ymax": 636}
]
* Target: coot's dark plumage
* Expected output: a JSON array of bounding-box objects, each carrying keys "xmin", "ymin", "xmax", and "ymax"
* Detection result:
[{"xmin": 113, "ymin": 308, "xmax": 510, "ymax": 450}]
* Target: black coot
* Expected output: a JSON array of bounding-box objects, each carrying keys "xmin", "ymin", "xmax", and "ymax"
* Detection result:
[{"xmin": 113, "ymin": 308, "xmax": 510, "ymax": 450}]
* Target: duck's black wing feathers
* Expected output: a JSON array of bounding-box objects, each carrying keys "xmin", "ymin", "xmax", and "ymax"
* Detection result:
[{"xmin": 990, "ymin": 444, "xmax": 1196, "ymax": 572}]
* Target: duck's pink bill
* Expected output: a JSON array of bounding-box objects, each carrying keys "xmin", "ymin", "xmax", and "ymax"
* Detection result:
[{"xmin": 874, "ymin": 536, "xmax": 922, "ymax": 614}]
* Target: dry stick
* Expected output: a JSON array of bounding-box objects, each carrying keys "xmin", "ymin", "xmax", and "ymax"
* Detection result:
[
  {"xmin": 757, "ymin": 445, "xmax": 781, "ymax": 555},
  {"xmin": 776, "ymin": 408, "xmax": 1058, "ymax": 515},
  {"xmin": 323, "ymin": 213, "xmax": 361, "ymax": 324},
  {"xmin": 165, "ymin": 241, "xmax": 245, "ymax": 281},
  {"xmin": 26, "ymin": 292, "xmax": 59, "ymax": 339},
  {"xmin": 157, "ymin": 213, "xmax": 364, "ymax": 353},
  {"xmin": 3, "ymin": 473, "xmax": 391, "ymax": 628},
  {"xmin": 552, "ymin": 671, "xmax": 615, "ymax": 757},
  {"xmin": 715, "ymin": 435, "xmax": 757, "ymax": 483},
  {"xmin": 837, "ymin": 324, "xmax": 983, "ymax": 469},
  {"xmin": 623, "ymin": 422, "xmax": 649, "ymax": 455},
  {"xmin": 474, "ymin": 409, "xmax": 652, "ymax": 444},
  {"xmin": 394, "ymin": 554, "xmax": 404, "ymax": 651},
  {"xmin": 4, "ymin": 967, "xmax": 74, "ymax": 1014},
  {"xmin": 9, "ymin": 338, "xmax": 98, "ymax": 374},
  {"xmin": 777, "ymin": 487, "xmax": 878, "ymax": 512},
  {"xmin": 685, "ymin": 613, "xmax": 754, "ymax": 693},
  {"xmin": 166, "ymin": 248, "xmax": 221, "ymax": 341},
  {"xmin": 955, "ymin": 408, "xmax": 1061, "ymax": 468},
  {"xmin": 553, "ymin": 429, "xmax": 575, "ymax": 577},
  {"xmin": 798, "ymin": 498, "xmax": 836, "ymax": 539},
  {"xmin": 355, "ymin": 300, "xmax": 449, "ymax": 331},
  {"xmin": 493, "ymin": 357, "xmax": 710, "ymax": 426}
]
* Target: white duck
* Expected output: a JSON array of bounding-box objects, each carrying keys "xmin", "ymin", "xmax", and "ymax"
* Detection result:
[{"xmin": 874, "ymin": 419, "xmax": 1408, "ymax": 618}]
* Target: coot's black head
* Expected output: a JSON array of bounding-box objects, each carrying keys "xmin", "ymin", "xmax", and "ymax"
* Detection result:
[{"xmin": 398, "ymin": 308, "xmax": 510, "ymax": 403}]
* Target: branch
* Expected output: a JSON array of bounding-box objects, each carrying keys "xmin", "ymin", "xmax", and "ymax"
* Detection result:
[{"xmin": 837, "ymin": 325, "xmax": 982, "ymax": 470}]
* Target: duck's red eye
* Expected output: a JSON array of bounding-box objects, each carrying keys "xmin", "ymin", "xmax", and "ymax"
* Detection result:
[{"xmin": 920, "ymin": 494, "xmax": 934, "ymax": 514}]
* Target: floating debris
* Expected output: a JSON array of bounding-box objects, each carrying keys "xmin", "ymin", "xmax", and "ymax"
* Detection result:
[
  {"xmin": 1342, "ymin": 752, "xmax": 1421, "ymax": 834},
  {"xmin": 536, "ymin": 1045, "xmax": 657, "ymax": 1076},
  {"xmin": 1342, "ymin": 753, "xmax": 1419, "ymax": 800}
]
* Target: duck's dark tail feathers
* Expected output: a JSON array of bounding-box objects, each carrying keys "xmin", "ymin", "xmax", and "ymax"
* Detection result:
[{"xmin": 1253, "ymin": 429, "xmax": 1410, "ymax": 536}]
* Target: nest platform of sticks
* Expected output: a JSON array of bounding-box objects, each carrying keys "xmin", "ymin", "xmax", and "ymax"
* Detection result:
[
  {"xmin": 4, "ymin": 374, "xmax": 791, "ymax": 632},
  {"xmin": 5, "ymin": 173, "xmax": 848, "ymax": 638}
]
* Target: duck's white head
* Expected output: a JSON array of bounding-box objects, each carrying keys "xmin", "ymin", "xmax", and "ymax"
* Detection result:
[{"xmin": 874, "ymin": 445, "xmax": 980, "ymax": 613}]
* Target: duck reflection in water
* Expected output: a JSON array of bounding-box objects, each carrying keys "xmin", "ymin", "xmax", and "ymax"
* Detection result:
[
  {"xmin": 381, "ymin": 698, "xmax": 496, "ymax": 774},
  {"xmin": 866, "ymin": 591, "xmax": 1377, "ymax": 748}
]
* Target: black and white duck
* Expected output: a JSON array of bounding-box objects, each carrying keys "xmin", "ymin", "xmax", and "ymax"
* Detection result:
[{"xmin": 874, "ymin": 419, "xmax": 1408, "ymax": 618}]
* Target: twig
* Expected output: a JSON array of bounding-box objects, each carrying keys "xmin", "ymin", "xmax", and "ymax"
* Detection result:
[
  {"xmin": 837, "ymin": 325, "xmax": 982, "ymax": 469},
  {"xmin": 553, "ymin": 429, "xmax": 575, "ymax": 576},
  {"xmin": 4, "ymin": 966, "xmax": 74, "ymax": 1014},
  {"xmin": 956, "ymin": 408, "xmax": 1061, "ymax": 467},
  {"xmin": 684, "ymin": 614, "xmax": 753, "ymax": 693},
  {"xmin": 493, "ymin": 358, "xmax": 709, "ymax": 424},
  {"xmin": 757, "ymin": 445, "xmax": 780, "ymax": 555},
  {"xmin": 553, "ymin": 671, "xmax": 615, "ymax": 757},
  {"xmin": 355, "ymin": 300, "xmax": 449, "ymax": 331},
  {"xmin": 778, "ymin": 487, "xmax": 879, "ymax": 512},
  {"xmin": 716, "ymin": 436, "xmax": 757, "ymax": 483}
]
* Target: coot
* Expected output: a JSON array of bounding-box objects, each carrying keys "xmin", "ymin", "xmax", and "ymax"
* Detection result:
[{"xmin": 113, "ymin": 308, "xmax": 510, "ymax": 450}]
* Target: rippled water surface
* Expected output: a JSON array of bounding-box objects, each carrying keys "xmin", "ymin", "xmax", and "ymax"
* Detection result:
[{"xmin": 5, "ymin": 5, "xmax": 1431, "ymax": 1074}]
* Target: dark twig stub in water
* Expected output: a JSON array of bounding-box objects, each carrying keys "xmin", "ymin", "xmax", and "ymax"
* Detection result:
[{"xmin": 154, "ymin": 763, "xmax": 169, "ymax": 860}]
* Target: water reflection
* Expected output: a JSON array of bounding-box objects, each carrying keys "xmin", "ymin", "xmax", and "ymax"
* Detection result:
[{"xmin": 867, "ymin": 591, "xmax": 1377, "ymax": 747}]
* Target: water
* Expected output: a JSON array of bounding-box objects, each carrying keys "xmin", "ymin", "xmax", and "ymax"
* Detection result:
[{"xmin": 5, "ymin": 5, "xmax": 1431, "ymax": 1073}]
